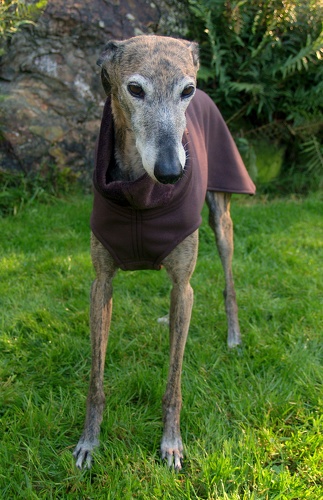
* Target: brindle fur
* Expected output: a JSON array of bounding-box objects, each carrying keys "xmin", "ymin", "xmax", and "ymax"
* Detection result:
[{"xmin": 73, "ymin": 35, "xmax": 241, "ymax": 470}]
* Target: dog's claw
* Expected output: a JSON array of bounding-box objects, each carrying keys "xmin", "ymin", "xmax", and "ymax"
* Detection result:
[
  {"xmin": 75, "ymin": 450, "xmax": 92, "ymax": 470},
  {"xmin": 161, "ymin": 437, "xmax": 184, "ymax": 471},
  {"xmin": 174, "ymin": 454, "xmax": 183, "ymax": 471},
  {"xmin": 162, "ymin": 449, "xmax": 183, "ymax": 471},
  {"xmin": 73, "ymin": 438, "xmax": 98, "ymax": 469}
]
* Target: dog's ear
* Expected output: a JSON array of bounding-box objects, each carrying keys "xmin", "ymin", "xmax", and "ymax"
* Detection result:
[
  {"xmin": 187, "ymin": 41, "xmax": 199, "ymax": 70},
  {"xmin": 97, "ymin": 40, "xmax": 124, "ymax": 95},
  {"xmin": 97, "ymin": 40, "xmax": 123, "ymax": 67},
  {"xmin": 180, "ymin": 39, "xmax": 199, "ymax": 70}
]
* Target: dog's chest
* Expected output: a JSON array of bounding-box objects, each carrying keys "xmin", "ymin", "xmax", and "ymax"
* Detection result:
[{"xmin": 90, "ymin": 126, "xmax": 208, "ymax": 271}]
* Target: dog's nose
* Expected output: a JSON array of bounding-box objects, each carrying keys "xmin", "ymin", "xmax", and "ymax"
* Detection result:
[
  {"xmin": 154, "ymin": 171, "xmax": 182, "ymax": 184},
  {"xmin": 154, "ymin": 158, "xmax": 183, "ymax": 185}
]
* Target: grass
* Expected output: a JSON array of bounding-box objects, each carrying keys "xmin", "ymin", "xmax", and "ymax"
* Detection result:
[{"xmin": 0, "ymin": 191, "xmax": 322, "ymax": 499}]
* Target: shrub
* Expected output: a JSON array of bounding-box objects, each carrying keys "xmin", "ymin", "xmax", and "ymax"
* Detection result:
[{"xmin": 187, "ymin": 0, "xmax": 323, "ymax": 192}]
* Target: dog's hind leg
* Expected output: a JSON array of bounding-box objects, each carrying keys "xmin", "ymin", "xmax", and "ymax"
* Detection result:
[
  {"xmin": 206, "ymin": 191, "xmax": 241, "ymax": 348},
  {"xmin": 160, "ymin": 230, "xmax": 198, "ymax": 470},
  {"xmin": 73, "ymin": 233, "xmax": 118, "ymax": 469}
]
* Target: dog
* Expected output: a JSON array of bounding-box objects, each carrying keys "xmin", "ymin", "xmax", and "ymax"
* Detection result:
[{"xmin": 73, "ymin": 35, "xmax": 255, "ymax": 470}]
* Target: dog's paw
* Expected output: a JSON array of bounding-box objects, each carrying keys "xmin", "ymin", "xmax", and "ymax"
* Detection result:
[
  {"xmin": 160, "ymin": 436, "xmax": 183, "ymax": 471},
  {"xmin": 157, "ymin": 314, "xmax": 169, "ymax": 326},
  {"xmin": 73, "ymin": 437, "xmax": 98, "ymax": 469},
  {"xmin": 227, "ymin": 329, "xmax": 242, "ymax": 349}
]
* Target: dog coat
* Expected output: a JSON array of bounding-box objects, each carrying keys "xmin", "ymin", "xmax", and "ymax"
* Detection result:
[{"xmin": 91, "ymin": 89, "xmax": 256, "ymax": 271}]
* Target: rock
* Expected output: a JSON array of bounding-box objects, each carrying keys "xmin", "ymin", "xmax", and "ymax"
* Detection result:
[{"xmin": 0, "ymin": 0, "xmax": 188, "ymax": 185}]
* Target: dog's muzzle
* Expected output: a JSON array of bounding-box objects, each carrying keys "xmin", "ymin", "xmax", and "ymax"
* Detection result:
[{"xmin": 154, "ymin": 151, "xmax": 183, "ymax": 185}]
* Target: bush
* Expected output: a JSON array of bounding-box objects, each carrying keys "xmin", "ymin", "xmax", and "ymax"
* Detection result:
[
  {"xmin": 187, "ymin": 0, "xmax": 323, "ymax": 192},
  {"xmin": 0, "ymin": 0, "xmax": 47, "ymax": 56}
]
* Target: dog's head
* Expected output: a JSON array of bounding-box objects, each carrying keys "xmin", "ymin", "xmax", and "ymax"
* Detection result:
[{"xmin": 97, "ymin": 35, "xmax": 199, "ymax": 184}]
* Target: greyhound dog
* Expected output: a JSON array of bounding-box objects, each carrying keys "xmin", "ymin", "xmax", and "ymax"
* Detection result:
[{"xmin": 73, "ymin": 35, "xmax": 254, "ymax": 470}]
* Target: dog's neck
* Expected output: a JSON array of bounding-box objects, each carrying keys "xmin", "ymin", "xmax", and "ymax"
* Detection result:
[{"xmin": 111, "ymin": 97, "xmax": 146, "ymax": 182}]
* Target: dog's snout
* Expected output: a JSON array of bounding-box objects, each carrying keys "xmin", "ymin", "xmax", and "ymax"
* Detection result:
[
  {"xmin": 154, "ymin": 151, "xmax": 183, "ymax": 185},
  {"xmin": 154, "ymin": 162, "xmax": 183, "ymax": 184}
]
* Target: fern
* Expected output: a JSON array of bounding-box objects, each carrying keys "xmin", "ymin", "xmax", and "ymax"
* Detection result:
[
  {"xmin": 300, "ymin": 137, "xmax": 323, "ymax": 174},
  {"xmin": 187, "ymin": 0, "xmax": 323, "ymax": 192},
  {"xmin": 277, "ymin": 33, "xmax": 323, "ymax": 78}
]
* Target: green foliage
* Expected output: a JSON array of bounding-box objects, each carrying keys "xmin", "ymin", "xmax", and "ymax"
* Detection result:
[
  {"xmin": 0, "ymin": 193, "xmax": 323, "ymax": 497},
  {"xmin": 187, "ymin": 0, "xmax": 323, "ymax": 192},
  {"xmin": 0, "ymin": 0, "xmax": 47, "ymax": 55}
]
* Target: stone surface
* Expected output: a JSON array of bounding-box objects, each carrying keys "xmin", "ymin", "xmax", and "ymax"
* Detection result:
[{"xmin": 0, "ymin": 0, "xmax": 188, "ymax": 184}]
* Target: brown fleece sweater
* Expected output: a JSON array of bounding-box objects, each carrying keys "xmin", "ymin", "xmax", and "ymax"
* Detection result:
[{"xmin": 91, "ymin": 89, "xmax": 256, "ymax": 271}]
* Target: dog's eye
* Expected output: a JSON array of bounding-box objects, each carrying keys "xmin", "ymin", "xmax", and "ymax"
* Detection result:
[
  {"xmin": 181, "ymin": 85, "xmax": 195, "ymax": 99},
  {"xmin": 127, "ymin": 84, "xmax": 145, "ymax": 99}
]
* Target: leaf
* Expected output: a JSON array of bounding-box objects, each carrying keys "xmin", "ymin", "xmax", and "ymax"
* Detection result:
[
  {"xmin": 300, "ymin": 136, "xmax": 323, "ymax": 174},
  {"xmin": 276, "ymin": 33, "xmax": 323, "ymax": 79}
]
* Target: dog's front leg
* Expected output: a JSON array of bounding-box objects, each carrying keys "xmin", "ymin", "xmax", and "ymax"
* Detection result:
[
  {"xmin": 206, "ymin": 191, "xmax": 241, "ymax": 348},
  {"xmin": 161, "ymin": 231, "xmax": 198, "ymax": 470},
  {"xmin": 73, "ymin": 234, "xmax": 117, "ymax": 469}
]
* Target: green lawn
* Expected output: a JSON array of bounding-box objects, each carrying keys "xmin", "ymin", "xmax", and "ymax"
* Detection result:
[{"xmin": 0, "ymin": 192, "xmax": 322, "ymax": 499}]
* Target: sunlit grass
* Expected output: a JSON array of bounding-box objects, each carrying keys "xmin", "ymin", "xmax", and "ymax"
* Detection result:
[{"xmin": 0, "ymin": 192, "xmax": 322, "ymax": 498}]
